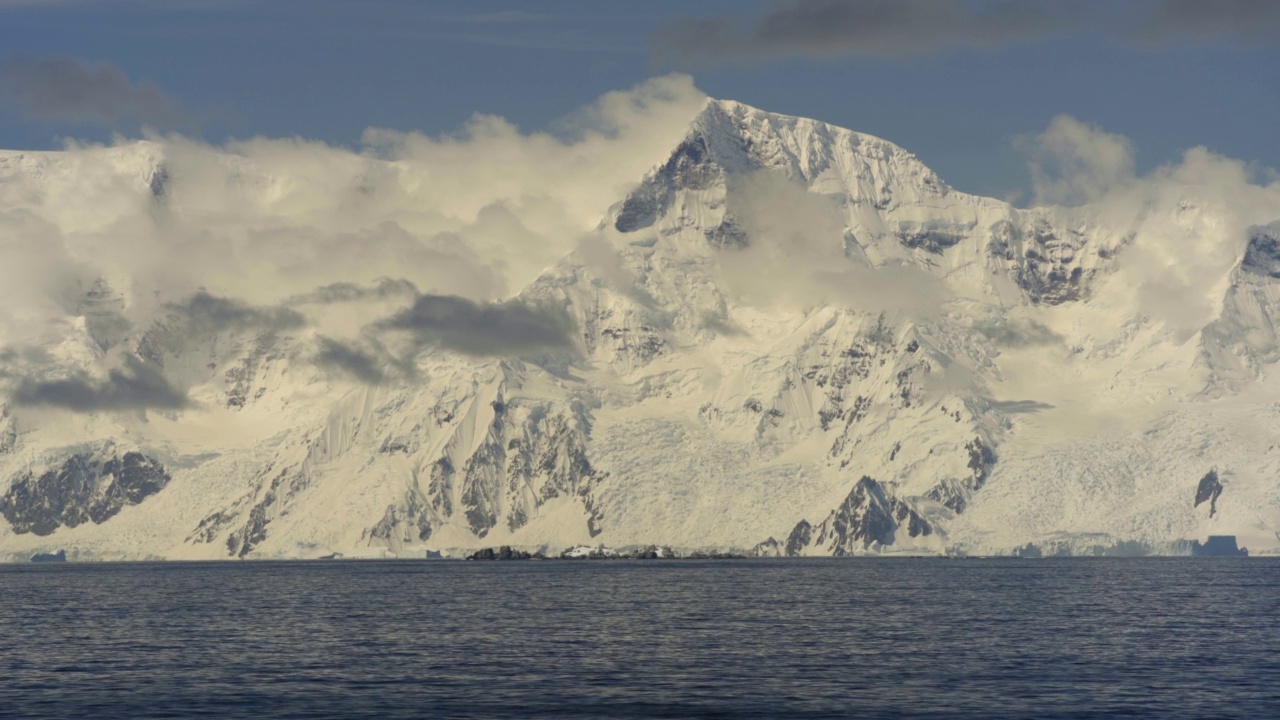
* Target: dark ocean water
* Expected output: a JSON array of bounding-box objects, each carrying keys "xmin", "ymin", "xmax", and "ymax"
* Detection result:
[{"xmin": 2, "ymin": 558, "xmax": 1278, "ymax": 719}]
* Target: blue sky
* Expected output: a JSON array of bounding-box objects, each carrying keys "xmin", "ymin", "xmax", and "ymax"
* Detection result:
[{"xmin": 0, "ymin": 0, "xmax": 1277, "ymax": 200}]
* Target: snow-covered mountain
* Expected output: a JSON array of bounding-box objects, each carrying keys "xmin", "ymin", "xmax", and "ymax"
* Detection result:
[{"xmin": 2, "ymin": 98, "xmax": 1279, "ymax": 560}]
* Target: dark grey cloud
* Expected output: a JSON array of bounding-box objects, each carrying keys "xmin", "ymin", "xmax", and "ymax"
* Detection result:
[
  {"xmin": 697, "ymin": 311, "xmax": 747, "ymax": 337},
  {"xmin": 165, "ymin": 292, "xmax": 306, "ymax": 334},
  {"xmin": 973, "ymin": 317, "xmax": 1062, "ymax": 348},
  {"xmin": 655, "ymin": 0, "xmax": 1279, "ymax": 62},
  {"xmin": 11, "ymin": 355, "xmax": 187, "ymax": 412},
  {"xmin": 287, "ymin": 278, "xmax": 419, "ymax": 306},
  {"xmin": 989, "ymin": 399, "xmax": 1055, "ymax": 414},
  {"xmin": 655, "ymin": 0, "xmax": 1080, "ymax": 61},
  {"xmin": 0, "ymin": 55, "xmax": 187, "ymax": 127},
  {"xmin": 376, "ymin": 294, "xmax": 575, "ymax": 357},
  {"xmin": 1135, "ymin": 0, "xmax": 1280, "ymax": 44},
  {"xmin": 313, "ymin": 337, "xmax": 385, "ymax": 384}
]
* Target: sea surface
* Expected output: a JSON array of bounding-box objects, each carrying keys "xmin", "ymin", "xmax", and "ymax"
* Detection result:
[{"xmin": 2, "ymin": 558, "xmax": 1278, "ymax": 718}]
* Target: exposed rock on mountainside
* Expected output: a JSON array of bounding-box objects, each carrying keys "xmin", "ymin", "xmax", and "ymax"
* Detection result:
[
  {"xmin": 784, "ymin": 476, "xmax": 932, "ymax": 556},
  {"xmin": 1, "ymin": 451, "xmax": 169, "ymax": 536},
  {"xmin": 1195, "ymin": 470, "xmax": 1224, "ymax": 518}
]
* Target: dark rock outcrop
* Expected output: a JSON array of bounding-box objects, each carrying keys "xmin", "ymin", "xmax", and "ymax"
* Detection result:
[
  {"xmin": 1, "ymin": 451, "xmax": 170, "ymax": 536},
  {"xmin": 467, "ymin": 545, "xmax": 538, "ymax": 560},
  {"xmin": 1240, "ymin": 223, "xmax": 1280, "ymax": 279},
  {"xmin": 991, "ymin": 219, "xmax": 1099, "ymax": 305},
  {"xmin": 1194, "ymin": 470, "xmax": 1224, "ymax": 517},
  {"xmin": 615, "ymin": 135, "xmax": 721, "ymax": 233},
  {"xmin": 784, "ymin": 520, "xmax": 812, "ymax": 556},
  {"xmin": 785, "ymin": 476, "xmax": 931, "ymax": 556},
  {"xmin": 365, "ymin": 490, "xmax": 434, "ymax": 547},
  {"xmin": 752, "ymin": 536, "xmax": 781, "ymax": 557},
  {"xmin": 926, "ymin": 437, "xmax": 996, "ymax": 514},
  {"xmin": 220, "ymin": 465, "xmax": 311, "ymax": 559},
  {"xmin": 454, "ymin": 408, "xmax": 606, "ymax": 540},
  {"xmin": 896, "ymin": 227, "xmax": 964, "ymax": 254},
  {"xmin": 704, "ymin": 216, "xmax": 749, "ymax": 249}
]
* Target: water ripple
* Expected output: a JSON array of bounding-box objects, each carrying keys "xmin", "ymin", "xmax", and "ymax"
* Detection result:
[{"xmin": 2, "ymin": 558, "xmax": 1278, "ymax": 718}]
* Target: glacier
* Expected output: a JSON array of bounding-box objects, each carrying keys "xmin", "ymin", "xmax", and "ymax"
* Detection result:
[{"xmin": 1, "ymin": 98, "xmax": 1279, "ymax": 560}]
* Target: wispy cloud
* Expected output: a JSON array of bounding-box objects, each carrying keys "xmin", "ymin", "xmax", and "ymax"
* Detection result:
[
  {"xmin": 655, "ymin": 0, "xmax": 1280, "ymax": 62},
  {"xmin": 1016, "ymin": 115, "xmax": 1136, "ymax": 207},
  {"xmin": 287, "ymin": 278, "xmax": 419, "ymax": 306},
  {"xmin": 0, "ymin": 55, "xmax": 187, "ymax": 127},
  {"xmin": 1134, "ymin": 0, "xmax": 1280, "ymax": 44},
  {"xmin": 164, "ymin": 292, "xmax": 307, "ymax": 335},
  {"xmin": 656, "ymin": 0, "xmax": 1082, "ymax": 61}
]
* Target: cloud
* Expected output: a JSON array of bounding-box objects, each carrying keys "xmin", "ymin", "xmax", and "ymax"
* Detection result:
[
  {"xmin": 571, "ymin": 235, "xmax": 659, "ymax": 309},
  {"xmin": 287, "ymin": 278, "xmax": 419, "ymax": 306},
  {"xmin": 655, "ymin": 0, "xmax": 1280, "ymax": 62},
  {"xmin": 715, "ymin": 171, "xmax": 952, "ymax": 316},
  {"xmin": 0, "ymin": 55, "xmax": 186, "ymax": 127},
  {"xmin": 1014, "ymin": 116, "xmax": 1280, "ymax": 340},
  {"xmin": 697, "ymin": 311, "xmax": 746, "ymax": 337},
  {"xmin": 973, "ymin": 317, "xmax": 1063, "ymax": 348},
  {"xmin": 655, "ymin": 0, "xmax": 1082, "ymax": 61},
  {"xmin": 1101, "ymin": 148, "xmax": 1280, "ymax": 337},
  {"xmin": 375, "ymin": 294, "xmax": 575, "ymax": 357},
  {"xmin": 1018, "ymin": 115, "xmax": 1136, "ymax": 207},
  {"xmin": 0, "ymin": 73, "xmax": 708, "ymax": 418},
  {"xmin": 164, "ymin": 292, "xmax": 306, "ymax": 334},
  {"xmin": 11, "ymin": 355, "xmax": 187, "ymax": 411},
  {"xmin": 0, "ymin": 73, "xmax": 705, "ymax": 353},
  {"xmin": 0, "ymin": 208, "xmax": 94, "ymax": 341},
  {"xmin": 1134, "ymin": 0, "xmax": 1280, "ymax": 45},
  {"xmin": 313, "ymin": 336, "xmax": 385, "ymax": 384}
]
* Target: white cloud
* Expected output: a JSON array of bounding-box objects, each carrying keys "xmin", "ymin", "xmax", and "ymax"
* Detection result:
[
  {"xmin": 1015, "ymin": 116, "xmax": 1280, "ymax": 340},
  {"xmin": 1097, "ymin": 147, "xmax": 1280, "ymax": 337},
  {"xmin": 1018, "ymin": 114, "xmax": 1136, "ymax": 207},
  {"xmin": 716, "ymin": 171, "xmax": 951, "ymax": 316},
  {"xmin": 0, "ymin": 74, "xmax": 708, "ymax": 351}
]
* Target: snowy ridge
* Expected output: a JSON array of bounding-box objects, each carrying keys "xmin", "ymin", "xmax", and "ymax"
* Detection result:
[{"xmin": 1, "ymin": 99, "xmax": 1279, "ymax": 560}]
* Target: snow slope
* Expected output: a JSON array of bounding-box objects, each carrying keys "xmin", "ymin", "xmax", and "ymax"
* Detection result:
[{"xmin": 1, "ymin": 100, "xmax": 1278, "ymax": 560}]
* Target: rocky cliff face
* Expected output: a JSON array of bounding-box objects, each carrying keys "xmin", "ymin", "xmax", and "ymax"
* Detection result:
[
  {"xmin": 1201, "ymin": 223, "xmax": 1280, "ymax": 388},
  {"xmin": 789, "ymin": 476, "xmax": 933, "ymax": 555},
  {"xmin": 1195, "ymin": 470, "xmax": 1224, "ymax": 517},
  {"xmin": 1, "ymin": 451, "xmax": 169, "ymax": 536}
]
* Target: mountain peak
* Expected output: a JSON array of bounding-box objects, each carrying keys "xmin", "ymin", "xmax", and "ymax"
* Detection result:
[
  {"xmin": 612, "ymin": 97, "xmax": 951, "ymax": 235},
  {"xmin": 685, "ymin": 98, "xmax": 946, "ymax": 190}
]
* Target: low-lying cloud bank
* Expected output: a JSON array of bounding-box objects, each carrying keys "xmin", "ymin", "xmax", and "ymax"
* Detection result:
[
  {"xmin": 377, "ymin": 294, "xmax": 575, "ymax": 358},
  {"xmin": 0, "ymin": 73, "xmax": 707, "ymax": 346},
  {"xmin": 11, "ymin": 355, "xmax": 188, "ymax": 412},
  {"xmin": 0, "ymin": 68, "xmax": 1277, "ymax": 416},
  {"xmin": 0, "ymin": 73, "xmax": 708, "ymax": 409}
]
